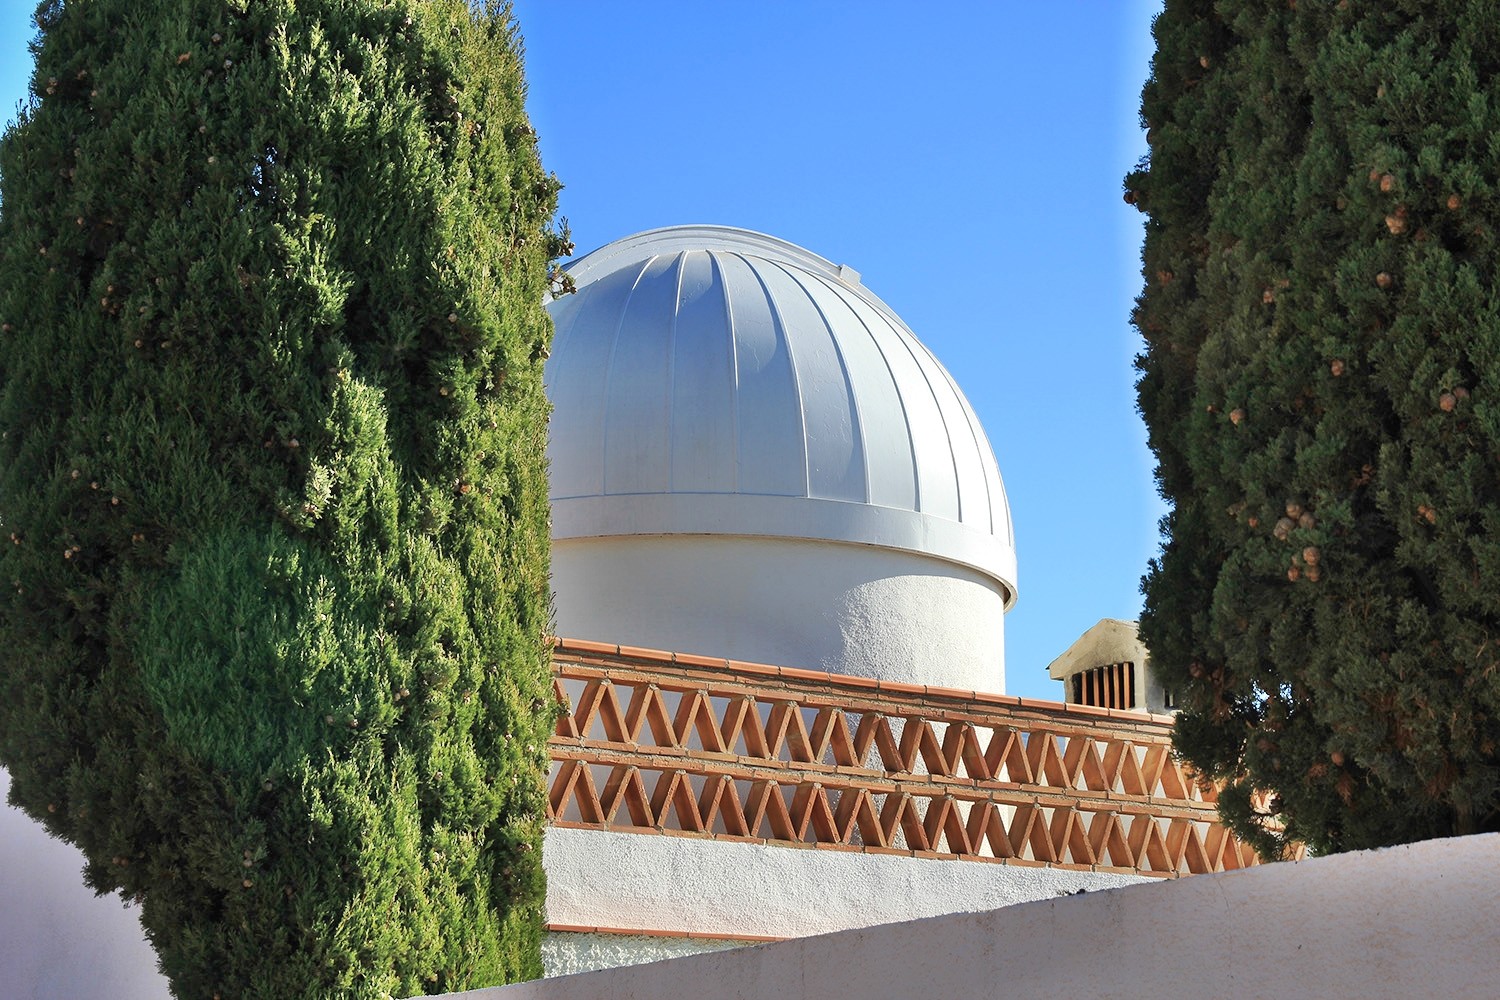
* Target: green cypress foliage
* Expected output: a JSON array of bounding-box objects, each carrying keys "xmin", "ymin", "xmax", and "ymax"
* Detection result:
[
  {"xmin": 0, "ymin": 0, "xmax": 563, "ymax": 993},
  {"xmin": 1131, "ymin": 2, "xmax": 1500, "ymax": 857}
]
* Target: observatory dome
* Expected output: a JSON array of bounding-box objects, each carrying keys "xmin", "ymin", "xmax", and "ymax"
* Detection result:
[{"xmin": 545, "ymin": 226, "xmax": 1016, "ymax": 692}]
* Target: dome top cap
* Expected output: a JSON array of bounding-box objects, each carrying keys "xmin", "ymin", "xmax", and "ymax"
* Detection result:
[{"xmin": 565, "ymin": 224, "xmax": 866, "ymax": 290}]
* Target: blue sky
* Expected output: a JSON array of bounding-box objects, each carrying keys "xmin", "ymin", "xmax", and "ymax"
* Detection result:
[{"xmin": 0, "ymin": 1, "xmax": 1163, "ymax": 702}]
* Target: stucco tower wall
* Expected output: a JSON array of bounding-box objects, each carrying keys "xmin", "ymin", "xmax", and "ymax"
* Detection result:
[{"xmin": 551, "ymin": 534, "xmax": 1008, "ymax": 692}]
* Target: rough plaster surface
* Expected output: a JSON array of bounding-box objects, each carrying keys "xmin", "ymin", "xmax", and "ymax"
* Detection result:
[
  {"xmin": 1045, "ymin": 618, "xmax": 1176, "ymax": 715},
  {"xmin": 0, "ymin": 766, "xmax": 168, "ymax": 999},
  {"xmin": 543, "ymin": 827, "xmax": 1143, "ymax": 938},
  {"xmin": 465, "ymin": 833, "xmax": 1500, "ymax": 1000},
  {"xmin": 552, "ymin": 535, "xmax": 1007, "ymax": 692},
  {"xmin": 1045, "ymin": 618, "xmax": 1145, "ymax": 681},
  {"xmin": 542, "ymin": 932, "xmax": 753, "ymax": 978}
]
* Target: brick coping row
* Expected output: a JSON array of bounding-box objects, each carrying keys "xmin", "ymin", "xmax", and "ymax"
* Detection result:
[
  {"xmin": 546, "ymin": 923, "xmax": 784, "ymax": 943},
  {"xmin": 551, "ymin": 637, "xmax": 1176, "ymax": 726}
]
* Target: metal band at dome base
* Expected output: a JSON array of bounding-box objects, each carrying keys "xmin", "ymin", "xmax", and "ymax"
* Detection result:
[{"xmin": 552, "ymin": 492, "xmax": 1016, "ymax": 608}]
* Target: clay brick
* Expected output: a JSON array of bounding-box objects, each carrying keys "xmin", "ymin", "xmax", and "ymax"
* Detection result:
[
  {"xmin": 725, "ymin": 658, "xmax": 781, "ymax": 679},
  {"xmin": 971, "ymin": 691, "xmax": 1024, "ymax": 708},
  {"xmin": 778, "ymin": 665, "xmax": 833, "ymax": 682},
  {"xmin": 557, "ymin": 638, "xmax": 619, "ymax": 656},
  {"xmin": 815, "ymin": 842, "xmax": 869, "ymax": 854},
  {"xmin": 875, "ymin": 678, "xmax": 924, "ymax": 696},
  {"xmin": 673, "ymin": 651, "xmax": 731, "ymax": 669},
  {"xmin": 1012, "ymin": 695, "xmax": 1067, "ymax": 712},
  {"xmin": 617, "ymin": 643, "xmax": 674, "ymax": 663},
  {"xmin": 862, "ymin": 845, "xmax": 911, "ymax": 858},
  {"xmin": 925, "ymin": 683, "xmax": 978, "ymax": 701}
]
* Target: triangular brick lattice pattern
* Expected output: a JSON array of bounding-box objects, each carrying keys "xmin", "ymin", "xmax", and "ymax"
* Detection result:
[{"xmin": 547, "ymin": 641, "xmax": 1275, "ymax": 876}]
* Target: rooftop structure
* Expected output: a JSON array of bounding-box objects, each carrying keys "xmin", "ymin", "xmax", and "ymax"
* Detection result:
[
  {"xmin": 535, "ymin": 228, "xmax": 1261, "ymax": 976},
  {"xmin": 1048, "ymin": 618, "xmax": 1176, "ymax": 714}
]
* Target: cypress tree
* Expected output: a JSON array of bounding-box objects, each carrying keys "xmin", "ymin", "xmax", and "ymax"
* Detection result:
[
  {"xmin": 0, "ymin": 0, "xmax": 563, "ymax": 994},
  {"xmin": 1131, "ymin": 2, "xmax": 1500, "ymax": 857}
]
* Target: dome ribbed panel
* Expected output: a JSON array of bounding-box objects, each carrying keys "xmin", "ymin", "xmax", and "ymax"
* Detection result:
[
  {"xmin": 839, "ymin": 290, "xmax": 960, "ymax": 522},
  {"xmin": 798, "ymin": 273, "xmax": 916, "ymax": 511},
  {"xmin": 669, "ymin": 251, "xmax": 737, "ymax": 493},
  {"xmin": 758, "ymin": 260, "xmax": 864, "ymax": 503},
  {"xmin": 720, "ymin": 252, "xmax": 805, "ymax": 498},
  {"xmin": 910, "ymin": 336, "xmax": 992, "ymax": 532},
  {"xmin": 930, "ymin": 356, "xmax": 1004, "ymax": 537},
  {"xmin": 602, "ymin": 253, "xmax": 679, "ymax": 495},
  {"xmin": 547, "ymin": 258, "xmax": 651, "ymax": 499}
]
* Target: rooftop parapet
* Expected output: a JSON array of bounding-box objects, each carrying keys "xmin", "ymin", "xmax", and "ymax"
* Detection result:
[{"xmin": 546, "ymin": 639, "xmax": 1270, "ymax": 877}]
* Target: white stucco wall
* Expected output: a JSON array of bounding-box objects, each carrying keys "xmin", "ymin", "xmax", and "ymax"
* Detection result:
[
  {"xmin": 542, "ymin": 932, "xmax": 753, "ymax": 978},
  {"xmin": 0, "ymin": 767, "xmax": 169, "ymax": 1000},
  {"xmin": 551, "ymin": 535, "xmax": 1008, "ymax": 692},
  {"xmin": 542, "ymin": 827, "xmax": 1143, "ymax": 939},
  {"xmin": 473, "ymin": 833, "xmax": 1500, "ymax": 1000}
]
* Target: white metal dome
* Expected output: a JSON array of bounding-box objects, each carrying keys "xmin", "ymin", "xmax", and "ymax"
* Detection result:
[{"xmin": 545, "ymin": 225, "xmax": 1017, "ymax": 604}]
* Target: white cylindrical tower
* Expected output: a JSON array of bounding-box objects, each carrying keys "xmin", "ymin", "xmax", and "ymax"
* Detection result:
[{"xmin": 546, "ymin": 226, "xmax": 1016, "ymax": 692}]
